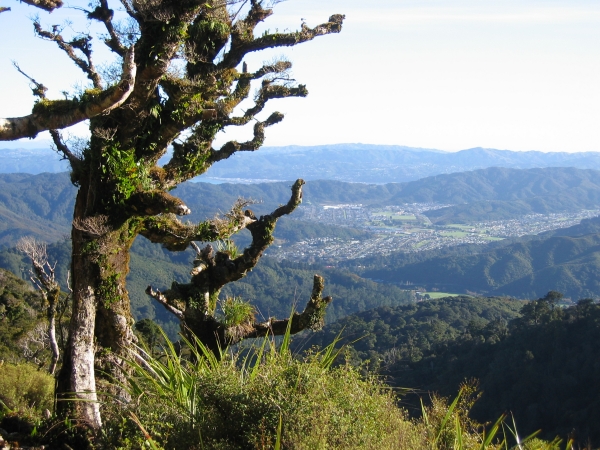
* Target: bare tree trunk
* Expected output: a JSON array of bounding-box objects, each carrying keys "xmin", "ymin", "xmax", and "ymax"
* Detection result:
[
  {"xmin": 47, "ymin": 291, "xmax": 60, "ymax": 375},
  {"xmin": 56, "ymin": 185, "xmax": 137, "ymax": 428},
  {"xmin": 56, "ymin": 188, "xmax": 102, "ymax": 427},
  {"xmin": 16, "ymin": 237, "xmax": 63, "ymax": 376},
  {"xmin": 57, "ymin": 284, "xmax": 101, "ymax": 428}
]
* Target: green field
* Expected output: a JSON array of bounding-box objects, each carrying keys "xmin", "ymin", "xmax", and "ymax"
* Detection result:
[
  {"xmin": 423, "ymin": 292, "xmax": 461, "ymax": 299},
  {"xmin": 414, "ymin": 240, "xmax": 430, "ymax": 248},
  {"xmin": 378, "ymin": 212, "xmax": 418, "ymax": 221},
  {"xmin": 440, "ymin": 230, "xmax": 468, "ymax": 237},
  {"xmin": 445, "ymin": 224, "xmax": 473, "ymax": 231},
  {"xmin": 404, "ymin": 227, "xmax": 431, "ymax": 233}
]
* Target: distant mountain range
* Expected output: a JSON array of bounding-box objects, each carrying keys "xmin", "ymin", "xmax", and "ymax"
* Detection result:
[
  {"xmin": 3, "ymin": 166, "xmax": 600, "ymax": 246},
  {"xmin": 3, "ymin": 143, "xmax": 600, "ymax": 183}
]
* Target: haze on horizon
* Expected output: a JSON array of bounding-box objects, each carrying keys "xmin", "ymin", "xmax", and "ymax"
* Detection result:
[{"xmin": 0, "ymin": 0, "xmax": 598, "ymax": 153}]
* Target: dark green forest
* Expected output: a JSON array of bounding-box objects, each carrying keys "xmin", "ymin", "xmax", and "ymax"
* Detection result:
[
  {"xmin": 300, "ymin": 293, "xmax": 600, "ymax": 445},
  {"xmin": 358, "ymin": 232, "xmax": 600, "ymax": 299},
  {"xmin": 298, "ymin": 296, "xmax": 523, "ymax": 373},
  {"xmin": 0, "ymin": 240, "xmax": 413, "ymax": 336}
]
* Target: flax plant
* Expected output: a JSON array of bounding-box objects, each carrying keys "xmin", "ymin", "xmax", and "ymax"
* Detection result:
[{"xmin": 100, "ymin": 322, "xmax": 565, "ymax": 449}]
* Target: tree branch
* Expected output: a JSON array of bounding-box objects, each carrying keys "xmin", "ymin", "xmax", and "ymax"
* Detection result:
[
  {"xmin": 0, "ymin": 48, "xmax": 135, "ymax": 141},
  {"xmin": 87, "ymin": 0, "xmax": 127, "ymax": 56},
  {"xmin": 145, "ymin": 286, "xmax": 184, "ymax": 319},
  {"xmin": 220, "ymin": 14, "xmax": 345, "ymax": 70},
  {"xmin": 139, "ymin": 197, "xmax": 256, "ymax": 251},
  {"xmin": 19, "ymin": 0, "xmax": 62, "ymax": 12},
  {"xmin": 12, "ymin": 61, "xmax": 49, "ymax": 99},
  {"xmin": 143, "ymin": 179, "xmax": 326, "ymax": 352},
  {"xmin": 208, "ymin": 111, "xmax": 284, "ymax": 164},
  {"xmin": 234, "ymin": 275, "xmax": 332, "ymax": 341},
  {"xmin": 127, "ymin": 190, "xmax": 191, "ymax": 217},
  {"xmin": 33, "ymin": 22, "xmax": 102, "ymax": 88},
  {"xmin": 224, "ymin": 82, "xmax": 307, "ymax": 127},
  {"xmin": 49, "ymin": 129, "xmax": 82, "ymax": 168}
]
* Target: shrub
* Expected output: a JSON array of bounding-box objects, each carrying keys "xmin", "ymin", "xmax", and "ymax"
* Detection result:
[
  {"xmin": 98, "ymin": 328, "xmax": 563, "ymax": 449},
  {"xmin": 99, "ymin": 329, "xmax": 420, "ymax": 449},
  {"xmin": 0, "ymin": 363, "xmax": 54, "ymax": 419}
]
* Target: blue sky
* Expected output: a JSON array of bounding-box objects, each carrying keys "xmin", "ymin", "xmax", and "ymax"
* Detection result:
[{"xmin": 1, "ymin": 0, "xmax": 599, "ymax": 152}]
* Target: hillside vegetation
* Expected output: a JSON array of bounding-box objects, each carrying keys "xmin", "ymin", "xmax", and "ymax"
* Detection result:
[
  {"xmin": 302, "ymin": 293, "xmax": 600, "ymax": 445},
  {"xmin": 0, "ymin": 268, "xmax": 49, "ymax": 363},
  {"xmin": 386, "ymin": 297, "xmax": 600, "ymax": 445},
  {"xmin": 298, "ymin": 296, "xmax": 523, "ymax": 372},
  {"xmin": 360, "ymin": 233, "xmax": 600, "ymax": 299},
  {"xmin": 0, "ymin": 240, "xmax": 413, "ymax": 336}
]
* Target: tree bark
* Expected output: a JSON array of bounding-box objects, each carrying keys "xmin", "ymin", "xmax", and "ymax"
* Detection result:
[
  {"xmin": 47, "ymin": 289, "xmax": 60, "ymax": 375},
  {"xmin": 56, "ymin": 187, "xmax": 101, "ymax": 427},
  {"xmin": 56, "ymin": 181, "xmax": 137, "ymax": 427}
]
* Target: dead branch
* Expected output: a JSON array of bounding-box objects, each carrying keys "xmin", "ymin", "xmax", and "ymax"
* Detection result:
[{"xmin": 16, "ymin": 236, "xmax": 62, "ymax": 374}]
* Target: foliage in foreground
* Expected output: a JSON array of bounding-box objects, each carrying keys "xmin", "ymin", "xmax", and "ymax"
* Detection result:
[
  {"xmin": 0, "ymin": 332, "xmax": 569, "ymax": 449},
  {"xmin": 96, "ymin": 328, "xmax": 562, "ymax": 450},
  {"xmin": 0, "ymin": 362, "xmax": 54, "ymax": 428}
]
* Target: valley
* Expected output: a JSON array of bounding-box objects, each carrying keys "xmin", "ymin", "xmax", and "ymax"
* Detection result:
[
  {"xmin": 3, "ymin": 167, "xmax": 600, "ymax": 303},
  {"xmin": 269, "ymin": 205, "xmax": 600, "ymax": 263}
]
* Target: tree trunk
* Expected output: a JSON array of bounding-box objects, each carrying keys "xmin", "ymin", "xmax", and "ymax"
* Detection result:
[
  {"xmin": 47, "ymin": 289, "xmax": 60, "ymax": 375},
  {"xmin": 56, "ymin": 183, "xmax": 137, "ymax": 428}
]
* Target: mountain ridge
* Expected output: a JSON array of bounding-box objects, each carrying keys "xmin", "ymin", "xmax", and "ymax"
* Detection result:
[{"xmin": 4, "ymin": 144, "xmax": 600, "ymax": 183}]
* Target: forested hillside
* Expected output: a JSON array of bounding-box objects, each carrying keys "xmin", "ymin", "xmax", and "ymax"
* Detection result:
[
  {"xmin": 305, "ymin": 294, "xmax": 600, "ymax": 444},
  {"xmin": 408, "ymin": 167, "xmax": 600, "ymax": 223},
  {"xmin": 0, "ymin": 240, "xmax": 412, "ymax": 334},
  {"xmin": 0, "ymin": 268, "xmax": 48, "ymax": 363},
  {"xmin": 296, "ymin": 296, "xmax": 523, "ymax": 371},
  {"xmin": 359, "ymin": 233, "xmax": 600, "ymax": 299},
  {"xmin": 386, "ymin": 297, "xmax": 600, "ymax": 445}
]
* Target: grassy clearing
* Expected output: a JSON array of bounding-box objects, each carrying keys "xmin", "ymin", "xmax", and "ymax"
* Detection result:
[
  {"xmin": 424, "ymin": 292, "xmax": 461, "ymax": 299},
  {"xmin": 446, "ymin": 224, "xmax": 474, "ymax": 230}
]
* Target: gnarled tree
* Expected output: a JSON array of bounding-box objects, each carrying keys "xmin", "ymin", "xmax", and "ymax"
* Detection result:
[{"xmin": 1, "ymin": 0, "xmax": 343, "ymax": 428}]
